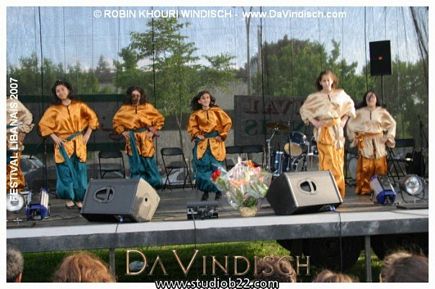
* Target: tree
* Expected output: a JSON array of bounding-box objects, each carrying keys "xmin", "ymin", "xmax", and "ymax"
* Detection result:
[
  {"xmin": 95, "ymin": 55, "xmax": 113, "ymax": 84},
  {"xmin": 251, "ymin": 36, "xmax": 328, "ymax": 97},
  {"xmin": 251, "ymin": 37, "xmax": 368, "ymax": 100},
  {"xmin": 7, "ymin": 53, "xmax": 101, "ymax": 97},
  {"xmin": 114, "ymin": 47, "xmax": 152, "ymax": 93},
  {"xmin": 370, "ymin": 59, "xmax": 428, "ymax": 144},
  {"xmin": 327, "ymin": 40, "xmax": 371, "ymax": 100},
  {"xmin": 66, "ymin": 62, "xmax": 100, "ymax": 95}
]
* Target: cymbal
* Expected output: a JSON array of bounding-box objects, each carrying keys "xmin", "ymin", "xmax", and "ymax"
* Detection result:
[{"xmin": 266, "ymin": 122, "xmax": 289, "ymax": 130}]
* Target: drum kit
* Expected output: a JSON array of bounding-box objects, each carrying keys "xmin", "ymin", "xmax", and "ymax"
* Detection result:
[{"xmin": 265, "ymin": 122, "xmax": 319, "ymax": 177}]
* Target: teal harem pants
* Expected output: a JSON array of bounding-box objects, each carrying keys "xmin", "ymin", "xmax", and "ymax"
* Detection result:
[
  {"xmin": 192, "ymin": 131, "xmax": 223, "ymax": 193},
  {"xmin": 55, "ymin": 132, "xmax": 88, "ymax": 201},
  {"xmin": 128, "ymin": 130, "xmax": 162, "ymax": 189}
]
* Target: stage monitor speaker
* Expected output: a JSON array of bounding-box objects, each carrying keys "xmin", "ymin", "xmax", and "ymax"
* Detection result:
[
  {"xmin": 369, "ymin": 40, "xmax": 392, "ymax": 76},
  {"xmin": 266, "ymin": 171, "xmax": 343, "ymax": 215},
  {"xmin": 81, "ymin": 178, "xmax": 160, "ymax": 222}
]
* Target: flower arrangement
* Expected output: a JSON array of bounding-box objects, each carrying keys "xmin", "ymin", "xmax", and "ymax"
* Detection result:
[{"xmin": 211, "ymin": 159, "xmax": 272, "ymax": 216}]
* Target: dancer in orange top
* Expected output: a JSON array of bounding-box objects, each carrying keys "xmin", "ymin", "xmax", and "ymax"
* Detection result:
[
  {"xmin": 187, "ymin": 90, "xmax": 232, "ymax": 201},
  {"xmin": 39, "ymin": 80, "xmax": 99, "ymax": 208},
  {"xmin": 113, "ymin": 86, "xmax": 164, "ymax": 189}
]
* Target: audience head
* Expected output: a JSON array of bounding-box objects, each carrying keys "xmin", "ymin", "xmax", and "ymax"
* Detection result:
[
  {"xmin": 380, "ymin": 251, "xmax": 428, "ymax": 282},
  {"xmin": 312, "ymin": 269, "xmax": 354, "ymax": 282},
  {"xmin": 7, "ymin": 246, "xmax": 24, "ymax": 282},
  {"xmin": 255, "ymin": 256, "xmax": 297, "ymax": 282},
  {"xmin": 53, "ymin": 251, "xmax": 116, "ymax": 282}
]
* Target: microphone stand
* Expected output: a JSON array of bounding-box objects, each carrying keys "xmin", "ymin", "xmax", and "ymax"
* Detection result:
[
  {"xmin": 265, "ymin": 127, "xmax": 278, "ymax": 172},
  {"xmin": 43, "ymin": 138, "xmax": 49, "ymax": 192},
  {"xmin": 418, "ymin": 115, "xmax": 428, "ymax": 177},
  {"xmin": 285, "ymin": 120, "xmax": 292, "ymax": 172},
  {"xmin": 418, "ymin": 116, "xmax": 428, "ymax": 150}
]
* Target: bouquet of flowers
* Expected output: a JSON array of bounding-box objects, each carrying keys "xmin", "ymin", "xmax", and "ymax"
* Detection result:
[{"xmin": 211, "ymin": 158, "xmax": 272, "ymax": 215}]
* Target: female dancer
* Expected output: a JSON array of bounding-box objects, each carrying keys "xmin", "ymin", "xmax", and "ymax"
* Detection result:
[
  {"xmin": 347, "ymin": 90, "xmax": 396, "ymax": 195},
  {"xmin": 39, "ymin": 80, "xmax": 99, "ymax": 208},
  {"xmin": 187, "ymin": 90, "xmax": 232, "ymax": 201},
  {"xmin": 113, "ymin": 86, "xmax": 164, "ymax": 189},
  {"xmin": 300, "ymin": 70, "xmax": 355, "ymax": 198}
]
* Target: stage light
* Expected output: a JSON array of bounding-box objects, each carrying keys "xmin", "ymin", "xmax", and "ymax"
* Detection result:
[
  {"xmin": 400, "ymin": 175, "xmax": 424, "ymax": 196},
  {"xmin": 396, "ymin": 174, "xmax": 428, "ymax": 209},
  {"xmin": 370, "ymin": 175, "xmax": 396, "ymax": 205}
]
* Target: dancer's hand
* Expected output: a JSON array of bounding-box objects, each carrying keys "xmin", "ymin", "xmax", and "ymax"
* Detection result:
[
  {"xmin": 122, "ymin": 131, "xmax": 130, "ymax": 140},
  {"xmin": 340, "ymin": 116, "xmax": 349, "ymax": 128},
  {"xmin": 197, "ymin": 135, "xmax": 205, "ymax": 140},
  {"xmin": 215, "ymin": 136, "xmax": 223, "ymax": 142},
  {"xmin": 146, "ymin": 131, "xmax": 154, "ymax": 139},
  {"xmin": 312, "ymin": 119, "xmax": 326, "ymax": 128},
  {"xmin": 83, "ymin": 133, "xmax": 91, "ymax": 145},
  {"xmin": 83, "ymin": 127, "xmax": 93, "ymax": 145},
  {"xmin": 50, "ymin": 134, "xmax": 65, "ymax": 147}
]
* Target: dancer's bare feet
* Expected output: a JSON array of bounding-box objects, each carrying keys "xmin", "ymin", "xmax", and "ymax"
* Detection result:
[{"xmin": 65, "ymin": 200, "xmax": 75, "ymax": 209}]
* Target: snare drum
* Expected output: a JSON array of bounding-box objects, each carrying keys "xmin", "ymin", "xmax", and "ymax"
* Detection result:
[{"xmin": 284, "ymin": 131, "xmax": 308, "ymax": 157}]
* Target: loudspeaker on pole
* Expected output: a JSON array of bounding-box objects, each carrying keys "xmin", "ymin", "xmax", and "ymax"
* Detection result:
[
  {"xmin": 81, "ymin": 178, "xmax": 160, "ymax": 222},
  {"xmin": 369, "ymin": 40, "xmax": 392, "ymax": 76},
  {"xmin": 266, "ymin": 171, "xmax": 342, "ymax": 215}
]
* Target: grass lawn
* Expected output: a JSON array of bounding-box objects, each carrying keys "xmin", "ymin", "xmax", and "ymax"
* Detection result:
[{"xmin": 21, "ymin": 241, "xmax": 382, "ymax": 282}]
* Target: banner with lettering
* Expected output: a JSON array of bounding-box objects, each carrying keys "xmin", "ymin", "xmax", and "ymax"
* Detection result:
[{"xmin": 234, "ymin": 95, "xmax": 308, "ymax": 147}]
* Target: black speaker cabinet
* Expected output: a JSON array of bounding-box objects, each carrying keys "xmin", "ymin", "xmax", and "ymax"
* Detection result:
[
  {"xmin": 81, "ymin": 178, "xmax": 160, "ymax": 222},
  {"xmin": 369, "ymin": 40, "xmax": 392, "ymax": 76},
  {"xmin": 266, "ymin": 171, "xmax": 342, "ymax": 215}
]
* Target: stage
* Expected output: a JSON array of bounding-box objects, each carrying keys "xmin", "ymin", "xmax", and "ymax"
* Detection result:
[
  {"xmin": 6, "ymin": 183, "xmax": 428, "ymax": 281},
  {"xmin": 6, "ymin": 183, "xmax": 407, "ymax": 229}
]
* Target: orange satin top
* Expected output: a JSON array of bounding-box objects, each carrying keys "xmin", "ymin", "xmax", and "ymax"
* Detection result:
[
  {"xmin": 112, "ymin": 103, "xmax": 164, "ymax": 157},
  {"xmin": 187, "ymin": 106, "xmax": 232, "ymax": 162},
  {"xmin": 38, "ymin": 100, "xmax": 99, "ymax": 163}
]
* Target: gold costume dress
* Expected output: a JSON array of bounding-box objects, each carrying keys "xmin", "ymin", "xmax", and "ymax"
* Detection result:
[
  {"xmin": 346, "ymin": 106, "xmax": 396, "ymax": 194},
  {"xmin": 187, "ymin": 106, "xmax": 232, "ymax": 193},
  {"xmin": 7, "ymin": 99, "xmax": 34, "ymax": 191},
  {"xmin": 112, "ymin": 103, "xmax": 164, "ymax": 188},
  {"xmin": 300, "ymin": 89, "xmax": 355, "ymax": 198}
]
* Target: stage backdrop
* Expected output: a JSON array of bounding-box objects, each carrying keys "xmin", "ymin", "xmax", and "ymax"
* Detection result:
[{"xmin": 234, "ymin": 95, "xmax": 306, "ymax": 147}]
